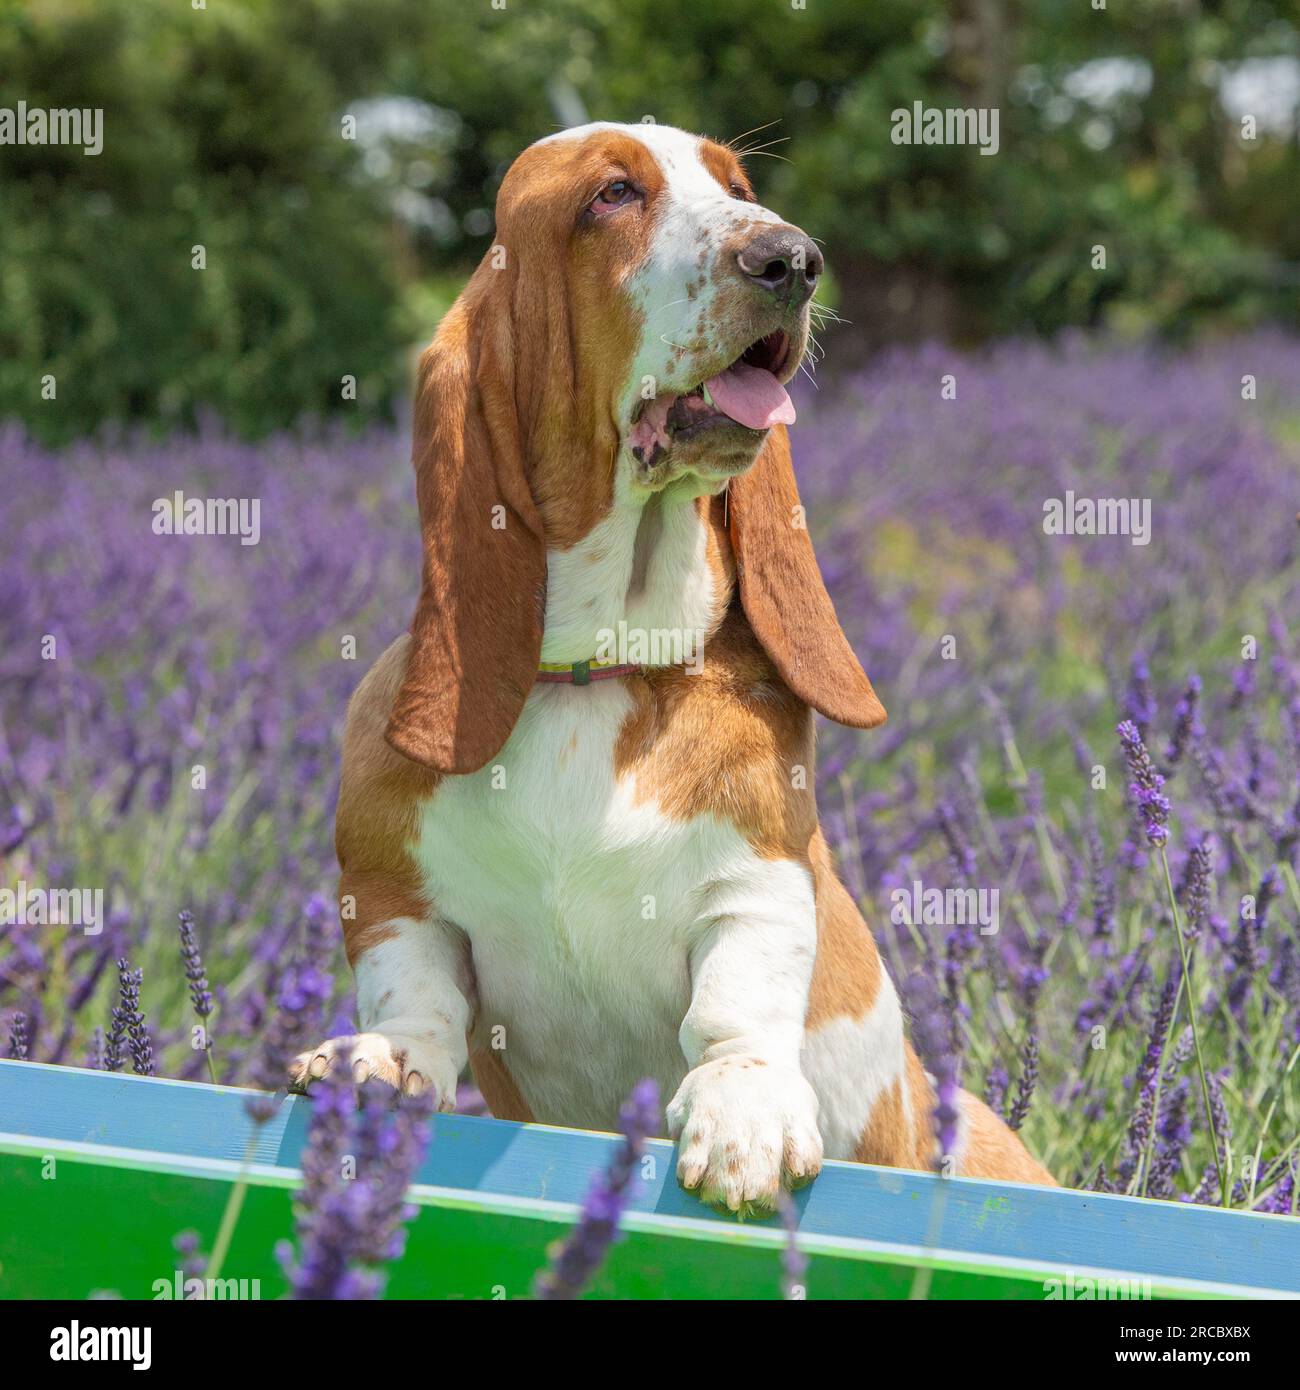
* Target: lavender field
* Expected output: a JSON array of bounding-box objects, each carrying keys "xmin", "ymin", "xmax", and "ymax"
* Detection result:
[{"xmin": 3, "ymin": 334, "xmax": 1299, "ymax": 1216}]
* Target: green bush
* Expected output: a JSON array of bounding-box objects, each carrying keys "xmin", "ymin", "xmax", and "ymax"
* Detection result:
[{"xmin": 0, "ymin": 0, "xmax": 402, "ymax": 443}]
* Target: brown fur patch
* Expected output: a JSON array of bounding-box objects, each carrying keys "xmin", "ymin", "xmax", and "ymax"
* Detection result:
[
  {"xmin": 853, "ymin": 1044, "xmax": 1056, "ymax": 1183},
  {"xmin": 852, "ymin": 1044, "xmax": 936, "ymax": 1171},
  {"xmin": 470, "ymin": 1047, "xmax": 534, "ymax": 1122},
  {"xmin": 855, "ymin": 1077, "xmax": 910, "ymax": 1166},
  {"xmin": 614, "ymin": 603, "xmax": 817, "ymax": 863},
  {"xmin": 805, "ymin": 832, "xmax": 882, "ymax": 1027},
  {"xmin": 958, "ymin": 1091, "xmax": 1058, "ymax": 1185},
  {"xmin": 514, "ymin": 133, "xmax": 663, "ymax": 550},
  {"xmin": 699, "ymin": 139, "xmax": 754, "ymax": 200},
  {"xmin": 337, "ymin": 636, "xmax": 439, "ymax": 967}
]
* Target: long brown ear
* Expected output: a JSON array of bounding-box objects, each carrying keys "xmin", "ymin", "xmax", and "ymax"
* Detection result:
[
  {"xmin": 728, "ymin": 425, "xmax": 886, "ymax": 729},
  {"xmin": 385, "ymin": 282, "xmax": 547, "ymax": 773}
]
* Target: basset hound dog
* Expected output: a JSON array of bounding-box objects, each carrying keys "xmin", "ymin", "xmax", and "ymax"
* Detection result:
[{"xmin": 291, "ymin": 121, "xmax": 1055, "ymax": 1209}]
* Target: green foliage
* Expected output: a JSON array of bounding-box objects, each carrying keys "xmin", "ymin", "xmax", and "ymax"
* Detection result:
[
  {"xmin": 0, "ymin": 0, "xmax": 402, "ymax": 443},
  {"xmin": 3, "ymin": 0, "xmax": 1299, "ymax": 441}
]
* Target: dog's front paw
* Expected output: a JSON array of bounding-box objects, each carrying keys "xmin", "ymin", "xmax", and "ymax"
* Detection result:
[
  {"xmin": 289, "ymin": 1031, "xmax": 459, "ymax": 1109},
  {"xmin": 666, "ymin": 1056, "xmax": 823, "ymax": 1215}
]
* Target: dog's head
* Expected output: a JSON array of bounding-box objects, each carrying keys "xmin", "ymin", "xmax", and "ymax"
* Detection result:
[
  {"xmin": 520, "ymin": 122, "xmax": 820, "ymax": 488},
  {"xmin": 386, "ymin": 122, "xmax": 884, "ymax": 773}
]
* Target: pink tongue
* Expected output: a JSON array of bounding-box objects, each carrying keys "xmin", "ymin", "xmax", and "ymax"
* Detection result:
[{"xmin": 704, "ymin": 362, "xmax": 795, "ymax": 429}]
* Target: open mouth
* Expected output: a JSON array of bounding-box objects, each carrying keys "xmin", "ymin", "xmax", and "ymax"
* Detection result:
[{"xmin": 629, "ymin": 330, "xmax": 796, "ymax": 464}]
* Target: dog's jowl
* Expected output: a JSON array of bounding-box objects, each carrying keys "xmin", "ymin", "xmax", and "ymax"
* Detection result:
[{"xmin": 291, "ymin": 122, "xmax": 1054, "ymax": 1210}]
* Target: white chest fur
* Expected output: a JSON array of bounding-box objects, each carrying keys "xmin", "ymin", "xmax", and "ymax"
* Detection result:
[
  {"xmin": 539, "ymin": 474, "xmax": 724, "ymax": 663},
  {"xmin": 414, "ymin": 679, "xmax": 789, "ymax": 1127}
]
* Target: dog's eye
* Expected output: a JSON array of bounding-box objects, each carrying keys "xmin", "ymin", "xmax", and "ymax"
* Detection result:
[
  {"xmin": 729, "ymin": 181, "xmax": 754, "ymax": 202},
  {"xmin": 591, "ymin": 180, "xmax": 639, "ymax": 215}
]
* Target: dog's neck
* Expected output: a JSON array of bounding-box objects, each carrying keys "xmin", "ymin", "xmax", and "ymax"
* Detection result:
[{"xmin": 538, "ymin": 475, "xmax": 734, "ymax": 667}]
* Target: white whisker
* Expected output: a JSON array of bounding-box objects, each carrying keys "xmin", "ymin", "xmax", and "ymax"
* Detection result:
[
  {"xmin": 647, "ymin": 297, "xmax": 692, "ymax": 320},
  {"xmin": 726, "ymin": 119, "xmax": 782, "ymax": 149}
]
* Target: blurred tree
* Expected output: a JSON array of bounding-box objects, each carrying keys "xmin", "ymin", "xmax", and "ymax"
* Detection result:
[{"xmin": 1, "ymin": 0, "xmax": 1298, "ymax": 442}]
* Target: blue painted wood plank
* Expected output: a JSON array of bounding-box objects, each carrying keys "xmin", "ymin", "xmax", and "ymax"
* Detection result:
[
  {"xmin": 0, "ymin": 1059, "xmax": 296, "ymax": 1165},
  {"xmin": 3, "ymin": 1059, "xmax": 1297, "ymax": 1294}
]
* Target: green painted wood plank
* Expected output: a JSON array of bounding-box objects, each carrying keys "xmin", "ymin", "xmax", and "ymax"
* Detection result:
[{"xmin": 1, "ymin": 1135, "xmax": 1280, "ymax": 1301}]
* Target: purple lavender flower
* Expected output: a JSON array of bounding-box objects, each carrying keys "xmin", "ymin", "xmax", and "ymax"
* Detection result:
[
  {"xmin": 0, "ymin": 807, "xmax": 25, "ymax": 853},
  {"xmin": 1121, "ymin": 977, "xmax": 1178, "ymax": 1189},
  {"xmin": 941, "ymin": 921, "xmax": 979, "ymax": 1034},
  {"xmin": 177, "ymin": 909, "xmax": 213, "ymax": 1020},
  {"xmin": 1271, "ymin": 937, "xmax": 1300, "ymax": 1015},
  {"xmin": 1178, "ymin": 837, "xmax": 1215, "ymax": 940},
  {"xmin": 1242, "ymin": 718, "xmax": 1267, "ymax": 809},
  {"xmin": 106, "ymin": 959, "xmax": 154, "ymax": 1076},
  {"xmin": 1141, "ymin": 979, "xmax": 1176, "ymax": 1087},
  {"xmin": 1252, "ymin": 1161, "xmax": 1296, "ymax": 1216},
  {"xmin": 246, "ymin": 955, "xmax": 333, "ymax": 1122},
  {"xmin": 1076, "ymin": 948, "xmax": 1151, "ymax": 1038},
  {"xmin": 279, "ymin": 1061, "xmax": 434, "ymax": 1299},
  {"xmin": 104, "ymin": 1005, "xmax": 126, "ymax": 1074},
  {"xmin": 1253, "ymin": 866, "xmax": 1279, "ymax": 931},
  {"xmin": 901, "ymin": 972, "xmax": 960, "ymax": 1168},
  {"xmin": 983, "ymin": 1063, "xmax": 1009, "ymax": 1116},
  {"xmin": 1057, "ymin": 849, "xmax": 1082, "ymax": 932},
  {"xmin": 936, "ymin": 801, "xmax": 977, "ymax": 880},
  {"xmin": 1085, "ymin": 815, "xmax": 1116, "ymax": 943},
  {"xmin": 172, "ymin": 1230, "xmax": 207, "ymax": 1283},
  {"xmin": 1187, "ymin": 1071, "xmax": 1234, "ymax": 1206},
  {"xmin": 1162, "ymin": 674, "xmax": 1203, "ymax": 773},
  {"xmin": 1226, "ymin": 870, "xmax": 1276, "ymax": 1020},
  {"xmin": 1124, "ymin": 654, "xmax": 1158, "ymax": 741},
  {"xmin": 535, "ymin": 1078, "xmax": 660, "ymax": 1300},
  {"xmin": 129, "ymin": 1018, "xmax": 155, "ymax": 1077},
  {"xmin": 1124, "ymin": 1089, "xmax": 1155, "ymax": 1183},
  {"xmin": 1148, "ymin": 1073, "xmax": 1192, "ymax": 1199},
  {"xmin": 301, "ymin": 892, "xmax": 336, "ymax": 960},
  {"xmin": 1118, "ymin": 719, "xmax": 1172, "ymax": 847},
  {"xmin": 1228, "ymin": 660, "xmax": 1255, "ymax": 711},
  {"xmin": 1191, "ymin": 742, "xmax": 1235, "ymax": 827},
  {"xmin": 1091, "ymin": 1162, "xmax": 1116, "ymax": 1194},
  {"xmin": 1013, "ymin": 939, "xmax": 1050, "ymax": 1014},
  {"xmin": 1007, "ymin": 1033, "xmax": 1039, "ymax": 1132},
  {"xmin": 1287, "ymin": 694, "xmax": 1300, "ymax": 831},
  {"xmin": 67, "ymin": 942, "xmax": 116, "ymax": 1016},
  {"xmin": 6, "ymin": 1011, "xmax": 30, "ymax": 1060}
]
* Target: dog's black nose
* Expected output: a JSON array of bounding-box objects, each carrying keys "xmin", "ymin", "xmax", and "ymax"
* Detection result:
[{"xmin": 736, "ymin": 227, "xmax": 823, "ymax": 306}]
